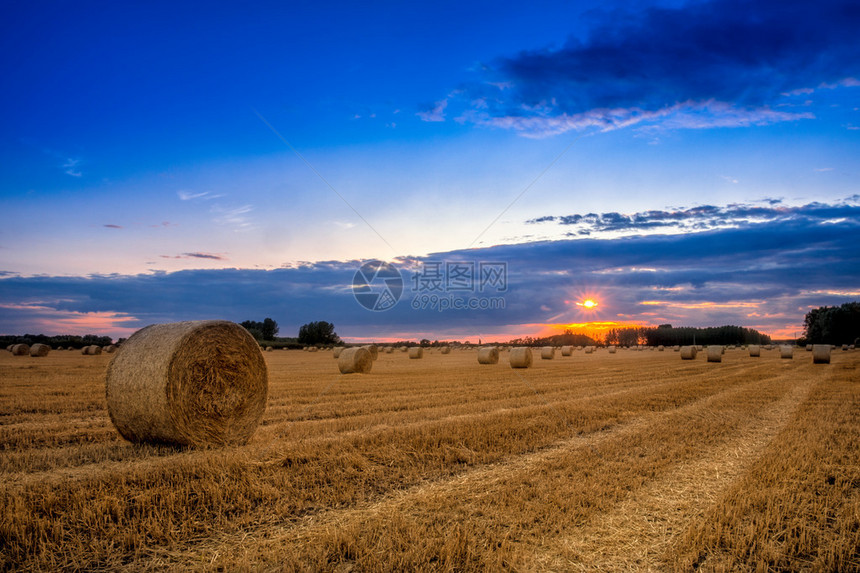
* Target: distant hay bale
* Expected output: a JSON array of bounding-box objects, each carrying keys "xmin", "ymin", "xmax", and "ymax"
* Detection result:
[
  {"xmin": 805, "ymin": 344, "xmax": 813, "ymax": 351},
  {"xmin": 477, "ymin": 347, "xmax": 500, "ymax": 364},
  {"xmin": 608, "ymin": 345, "xmax": 617, "ymax": 354},
  {"xmin": 333, "ymin": 347, "xmax": 344, "ymax": 358},
  {"xmin": 584, "ymin": 346, "xmax": 594, "ymax": 354},
  {"xmin": 384, "ymin": 346, "xmax": 394, "ymax": 353},
  {"xmin": 265, "ymin": 346, "xmax": 273, "ymax": 352},
  {"xmin": 842, "ymin": 344, "xmax": 849, "ymax": 351},
  {"xmin": 362, "ymin": 345, "xmax": 378, "ymax": 360},
  {"xmin": 440, "ymin": 346, "xmax": 451, "ymax": 354},
  {"xmin": 86, "ymin": 345, "xmax": 103, "ymax": 355},
  {"xmin": 5, "ymin": 344, "xmax": 13, "ymax": 352},
  {"xmin": 338, "ymin": 346, "xmax": 373, "ymax": 374},
  {"xmin": 308, "ymin": 346, "xmax": 319, "ymax": 353},
  {"xmin": 707, "ymin": 346, "xmax": 723, "ymax": 362},
  {"xmin": 779, "ymin": 345, "xmax": 793, "ymax": 359},
  {"xmin": 674, "ymin": 345, "xmax": 681, "ymax": 351},
  {"xmin": 399, "ymin": 346, "xmax": 408, "ymax": 352},
  {"xmin": 748, "ymin": 345, "xmax": 761, "ymax": 357},
  {"xmin": 408, "ymin": 347, "xmax": 424, "ymax": 359},
  {"xmin": 29, "ymin": 343, "xmax": 50, "ymax": 357},
  {"xmin": 540, "ymin": 346, "xmax": 555, "ymax": 360},
  {"xmin": 812, "ymin": 344, "xmax": 831, "ymax": 364},
  {"xmin": 509, "ymin": 347, "xmax": 533, "ymax": 368},
  {"xmin": 561, "ymin": 345, "xmax": 573, "ymax": 356},
  {"xmin": 103, "ymin": 345, "xmax": 116, "ymax": 353},
  {"xmin": 657, "ymin": 345, "xmax": 665, "ymax": 351},
  {"xmin": 105, "ymin": 320, "xmax": 268, "ymax": 446},
  {"xmin": 680, "ymin": 346, "xmax": 697, "ymax": 360},
  {"xmin": 11, "ymin": 344, "xmax": 31, "ymax": 356},
  {"xmin": 56, "ymin": 346, "xmax": 64, "ymax": 351}
]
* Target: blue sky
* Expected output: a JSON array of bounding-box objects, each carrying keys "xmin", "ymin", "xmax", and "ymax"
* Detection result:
[{"xmin": 1, "ymin": 0, "xmax": 858, "ymax": 340}]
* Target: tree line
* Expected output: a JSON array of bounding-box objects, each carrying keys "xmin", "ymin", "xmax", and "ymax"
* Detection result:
[
  {"xmin": 800, "ymin": 301, "xmax": 860, "ymax": 345},
  {"xmin": 0, "ymin": 333, "xmax": 114, "ymax": 349},
  {"xmin": 604, "ymin": 324, "xmax": 772, "ymax": 346}
]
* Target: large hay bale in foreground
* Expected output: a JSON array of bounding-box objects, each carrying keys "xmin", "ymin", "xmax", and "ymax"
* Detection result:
[
  {"xmin": 707, "ymin": 346, "xmax": 723, "ymax": 362},
  {"xmin": 477, "ymin": 347, "xmax": 500, "ymax": 364},
  {"xmin": 29, "ymin": 343, "xmax": 50, "ymax": 357},
  {"xmin": 748, "ymin": 345, "xmax": 760, "ymax": 357},
  {"xmin": 338, "ymin": 347, "xmax": 373, "ymax": 374},
  {"xmin": 680, "ymin": 346, "xmax": 697, "ymax": 360},
  {"xmin": 106, "ymin": 320, "xmax": 268, "ymax": 446},
  {"xmin": 408, "ymin": 347, "xmax": 424, "ymax": 359},
  {"xmin": 541, "ymin": 346, "xmax": 555, "ymax": 360},
  {"xmin": 812, "ymin": 344, "xmax": 831, "ymax": 364},
  {"xmin": 561, "ymin": 345, "xmax": 573, "ymax": 356},
  {"xmin": 779, "ymin": 345, "xmax": 793, "ymax": 359},
  {"xmin": 11, "ymin": 344, "xmax": 30, "ymax": 356},
  {"xmin": 509, "ymin": 347, "xmax": 532, "ymax": 368}
]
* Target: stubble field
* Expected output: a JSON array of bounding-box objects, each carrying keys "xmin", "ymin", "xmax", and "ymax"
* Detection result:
[{"xmin": 1, "ymin": 346, "xmax": 858, "ymax": 571}]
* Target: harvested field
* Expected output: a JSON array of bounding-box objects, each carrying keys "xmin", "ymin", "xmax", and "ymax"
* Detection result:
[{"xmin": 1, "ymin": 347, "xmax": 858, "ymax": 571}]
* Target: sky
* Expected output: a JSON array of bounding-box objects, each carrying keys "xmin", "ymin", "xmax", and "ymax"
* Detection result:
[{"xmin": 1, "ymin": 0, "xmax": 858, "ymax": 341}]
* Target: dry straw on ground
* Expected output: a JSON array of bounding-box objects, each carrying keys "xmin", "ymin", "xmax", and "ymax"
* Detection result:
[
  {"xmin": 812, "ymin": 344, "xmax": 831, "ymax": 364},
  {"xmin": 509, "ymin": 347, "xmax": 532, "ymax": 368},
  {"xmin": 477, "ymin": 347, "xmax": 500, "ymax": 364},
  {"xmin": 29, "ymin": 343, "xmax": 50, "ymax": 357},
  {"xmin": 408, "ymin": 347, "xmax": 424, "ymax": 359},
  {"xmin": 707, "ymin": 346, "xmax": 723, "ymax": 362},
  {"xmin": 105, "ymin": 320, "xmax": 268, "ymax": 446},
  {"xmin": 338, "ymin": 347, "xmax": 372, "ymax": 374}
]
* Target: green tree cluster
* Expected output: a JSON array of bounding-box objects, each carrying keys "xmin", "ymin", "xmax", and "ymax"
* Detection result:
[
  {"xmin": 297, "ymin": 321, "xmax": 341, "ymax": 345},
  {"xmin": 801, "ymin": 301, "xmax": 860, "ymax": 345}
]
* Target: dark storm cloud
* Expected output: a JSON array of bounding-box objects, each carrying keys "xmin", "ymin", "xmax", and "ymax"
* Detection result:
[{"xmin": 457, "ymin": 0, "xmax": 860, "ymax": 134}]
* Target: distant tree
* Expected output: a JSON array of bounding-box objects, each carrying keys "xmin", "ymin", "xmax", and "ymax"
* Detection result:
[
  {"xmin": 240, "ymin": 318, "xmax": 279, "ymax": 341},
  {"xmin": 802, "ymin": 302, "xmax": 860, "ymax": 344},
  {"xmin": 297, "ymin": 321, "xmax": 341, "ymax": 345}
]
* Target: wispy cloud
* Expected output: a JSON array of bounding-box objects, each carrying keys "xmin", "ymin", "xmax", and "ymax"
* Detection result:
[
  {"xmin": 416, "ymin": 99, "xmax": 448, "ymax": 122},
  {"xmin": 211, "ymin": 204, "xmax": 255, "ymax": 231},
  {"xmin": 160, "ymin": 252, "xmax": 228, "ymax": 261},
  {"xmin": 103, "ymin": 224, "xmax": 123, "ymax": 229},
  {"xmin": 62, "ymin": 157, "xmax": 82, "ymax": 177},
  {"xmin": 177, "ymin": 190, "xmax": 223, "ymax": 201}
]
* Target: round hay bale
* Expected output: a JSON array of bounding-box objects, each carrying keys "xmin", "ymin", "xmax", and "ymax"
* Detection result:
[
  {"xmin": 56, "ymin": 346, "xmax": 64, "ymax": 351},
  {"xmin": 265, "ymin": 346, "xmax": 273, "ymax": 352},
  {"xmin": 384, "ymin": 346, "xmax": 394, "ymax": 354},
  {"xmin": 540, "ymin": 346, "xmax": 555, "ymax": 360},
  {"xmin": 408, "ymin": 347, "xmax": 423, "ymax": 359},
  {"xmin": 103, "ymin": 345, "xmax": 116, "ymax": 353},
  {"xmin": 812, "ymin": 344, "xmax": 831, "ymax": 364},
  {"xmin": 29, "ymin": 343, "xmax": 51, "ymax": 357},
  {"xmin": 748, "ymin": 345, "xmax": 761, "ymax": 357},
  {"xmin": 584, "ymin": 346, "xmax": 594, "ymax": 354},
  {"xmin": 674, "ymin": 345, "xmax": 681, "ymax": 351},
  {"xmin": 338, "ymin": 346, "xmax": 373, "ymax": 374},
  {"xmin": 657, "ymin": 345, "xmax": 665, "ymax": 351},
  {"xmin": 680, "ymin": 346, "xmax": 697, "ymax": 360},
  {"xmin": 440, "ymin": 346, "xmax": 451, "ymax": 354},
  {"xmin": 842, "ymin": 344, "xmax": 849, "ymax": 351},
  {"xmin": 509, "ymin": 347, "xmax": 532, "ymax": 368},
  {"xmin": 362, "ymin": 345, "xmax": 379, "ymax": 360},
  {"xmin": 399, "ymin": 346, "xmax": 408, "ymax": 352},
  {"xmin": 561, "ymin": 345, "xmax": 573, "ymax": 356},
  {"xmin": 87, "ymin": 345, "xmax": 103, "ymax": 355},
  {"xmin": 106, "ymin": 320, "xmax": 268, "ymax": 446},
  {"xmin": 779, "ymin": 345, "xmax": 793, "ymax": 359},
  {"xmin": 707, "ymin": 346, "xmax": 723, "ymax": 362},
  {"xmin": 805, "ymin": 344, "xmax": 813, "ymax": 351},
  {"xmin": 607, "ymin": 345, "xmax": 617, "ymax": 354},
  {"xmin": 5, "ymin": 344, "xmax": 13, "ymax": 352},
  {"xmin": 333, "ymin": 347, "xmax": 344, "ymax": 358},
  {"xmin": 11, "ymin": 344, "xmax": 30, "ymax": 356},
  {"xmin": 308, "ymin": 346, "xmax": 319, "ymax": 353},
  {"xmin": 477, "ymin": 347, "xmax": 500, "ymax": 364}
]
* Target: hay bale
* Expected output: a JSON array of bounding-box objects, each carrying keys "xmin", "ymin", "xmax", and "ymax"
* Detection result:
[
  {"xmin": 842, "ymin": 344, "xmax": 849, "ymax": 351},
  {"xmin": 509, "ymin": 347, "xmax": 532, "ymax": 368},
  {"xmin": 408, "ymin": 347, "xmax": 423, "ymax": 359},
  {"xmin": 362, "ymin": 345, "xmax": 378, "ymax": 360},
  {"xmin": 657, "ymin": 345, "xmax": 665, "ymax": 351},
  {"xmin": 338, "ymin": 346, "xmax": 373, "ymax": 374},
  {"xmin": 707, "ymin": 346, "xmax": 723, "ymax": 362},
  {"xmin": 540, "ymin": 346, "xmax": 555, "ymax": 360},
  {"xmin": 87, "ymin": 345, "xmax": 103, "ymax": 355},
  {"xmin": 384, "ymin": 346, "xmax": 394, "ymax": 354},
  {"xmin": 399, "ymin": 346, "xmax": 408, "ymax": 352},
  {"xmin": 584, "ymin": 346, "xmax": 594, "ymax": 354},
  {"xmin": 333, "ymin": 347, "xmax": 344, "ymax": 358},
  {"xmin": 805, "ymin": 344, "xmax": 813, "ymax": 351},
  {"xmin": 5, "ymin": 344, "xmax": 13, "ymax": 352},
  {"xmin": 560, "ymin": 345, "xmax": 573, "ymax": 356},
  {"xmin": 477, "ymin": 347, "xmax": 500, "ymax": 364},
  {"xmin": 608, "ymin": 345, "xmax": 617, "ymax": 354},
  {"xmin": 812, "ymin": 344, "xmax": 831, "ymax": 364},
  {"xmin": 11, "ymin": 344, "xmax": 30, "ymax": 356},
  {"xmin": 105, "ymin": 320, "xmax": 268, "ymax": 446},
  {"xmin": 779, "ymin": 345, "xmax": 793, "ymax": 359},
  {"xmin": 680, "ymin": 346, "xmax": 697, "ymax": 360},
  {"xmin": 748, "ymin": 345, "xmax": 761, "ymax": 357},
  {"xmin": 673, "ymin": 345, "xmax": 681, "ymax": 351},
  {"xmin": 265, "ymin": 346, "xmax": 273, "ymax": 352},
  {"xmin": 29, "ymin": 343, "xmax": 50, "ymax": 357},
  {"xmin": 440, "ymin": 346, "xmax": 451, "ymax": 354}
]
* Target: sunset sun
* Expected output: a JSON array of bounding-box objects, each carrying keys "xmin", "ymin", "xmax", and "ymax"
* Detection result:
[{"xmin": 577, "ymin": 299, "xmax": 599, "ymax": 309}]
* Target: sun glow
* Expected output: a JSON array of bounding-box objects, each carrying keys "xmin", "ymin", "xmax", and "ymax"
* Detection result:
[{"xmin": 577, "ymin": 299, "xmax": 599, "ymax": 309}]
